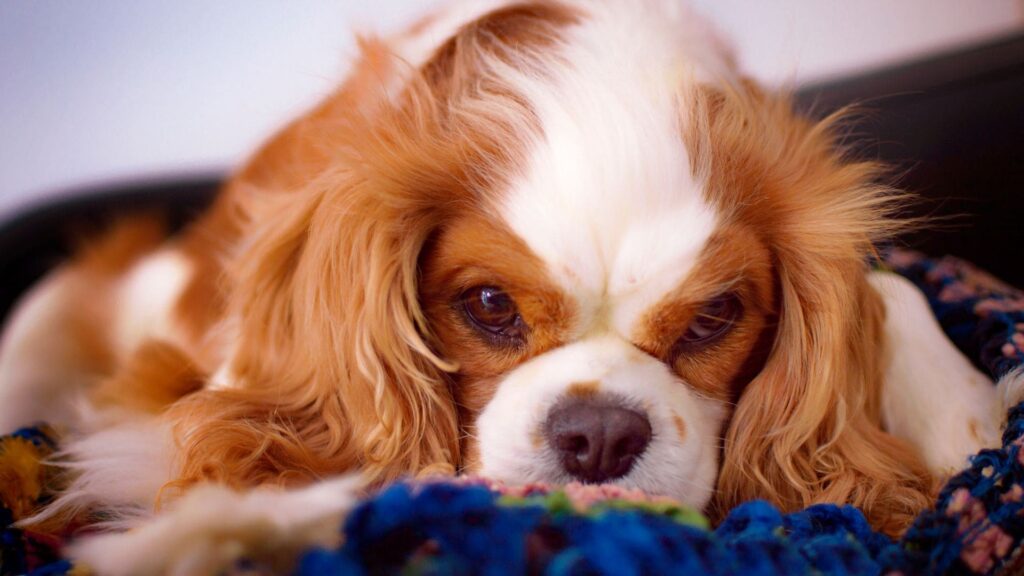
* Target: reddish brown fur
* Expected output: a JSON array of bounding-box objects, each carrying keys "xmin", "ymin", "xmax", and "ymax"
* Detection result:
[
  {"xmin": 420, "ymin": 213, "xmax": 577, "ymax": 397},
  {"xmin": 90, "ymin": 341, "xmax": 204, "ymax": 414},
  {"xmin": 672, "ymin": 414, "xmax": 688, "ymax": 441},
  {"xmin": 566, "ymin": 381, "xmax": 601, "ymax": 399}
]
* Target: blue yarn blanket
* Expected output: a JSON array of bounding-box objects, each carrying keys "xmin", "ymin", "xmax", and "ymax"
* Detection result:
[{"xmin": 3, "ymin": 249, "xmax": 1024, "ymax": 576}]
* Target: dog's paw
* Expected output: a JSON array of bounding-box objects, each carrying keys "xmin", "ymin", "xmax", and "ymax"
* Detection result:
[{"xmin": 68, "ymin": 475, "xmax": 361, "ymax": 576}]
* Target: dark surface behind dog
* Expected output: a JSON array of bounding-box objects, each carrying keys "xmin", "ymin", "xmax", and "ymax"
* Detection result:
[
  {"xmin": 1, "ymin": 33, "xmax": 1022, "ymax": 327},
  {"xmin": 795, "ymin": 32, "xmax": 1024, "ymax": 287}
]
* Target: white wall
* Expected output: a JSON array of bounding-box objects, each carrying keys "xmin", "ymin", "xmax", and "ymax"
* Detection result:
[
  {"xmin": 697, "ymin": 0, "xmax": 1021, "ymax": 83},
  {"xmin": 1, "ymin": 1, "xmax": 1020, "ymax": 218}
]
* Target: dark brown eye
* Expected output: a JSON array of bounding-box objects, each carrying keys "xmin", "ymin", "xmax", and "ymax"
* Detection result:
[
  {"xmin": 461, "ymin": 286, "xmax": 527, "ymax": 342},
  {"xmin": 677, "ymin": 293, "xmax": 742, "ymax": 350}
]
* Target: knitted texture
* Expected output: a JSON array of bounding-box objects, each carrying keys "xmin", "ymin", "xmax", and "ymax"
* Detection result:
[
  {"xmin": 0, "ymin": 427, "xmax": 64, "ymax": 575},
  {"xmin": 297, "ymin": 481, "xmax": 901, "ymax": 576},
  {"xmin": 3, "ymin": 250, "xmax": 1024, "ymax": 576}
]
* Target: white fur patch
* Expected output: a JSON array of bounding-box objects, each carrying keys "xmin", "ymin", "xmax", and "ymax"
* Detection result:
[
  {"xmin": 997, "ymin": 367, "xmax": 1024, "ymax": 413},
  {"xmin": 0, "ymin": 269, "xmax": 97, "ymax": 430},
  {"xmin": 68, "ymin": 475, "xmax": 360, "ymax": 576},
  {"xmin": 25, "ymin": 415, "xmax": 178, "ymax": 529},
  {"xmin": 498, "ymin": 0, "xmax": 724, "ymax": 339},
  {"xmin": 113, "ymin": 249, "xmax": 193, "ymax": 360},
  {"xmin": 206, "ymin": 359, "xmax": 238, "ymax": 391},
  {"xmin": 870, "ymin": 272, "xmax": 1002, "ymax": 475},
  {"xmin": 476, "ymin": 335, "xmax": 725, "ymax": 507}
]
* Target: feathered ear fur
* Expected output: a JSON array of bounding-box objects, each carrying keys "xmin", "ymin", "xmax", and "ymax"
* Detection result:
[
  {"xmin": 168, "ymin": 153, "xmax": 463, "ymax": 490},
  {"xmin": 168, "ymin": 82, "xmax": 460, "ymax": 490},
  {"xmin": 693, "ymin": 84, "xmax": 933, "ymax": 536},
  {"xmin": 165, "ymin": 3, "xmax": 578, "ymax": 492}
]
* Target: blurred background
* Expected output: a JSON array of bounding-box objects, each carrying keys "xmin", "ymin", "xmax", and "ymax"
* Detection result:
[{"xmin": 1, "ymin": 0, "xmax": 1022, "ymax": 218}]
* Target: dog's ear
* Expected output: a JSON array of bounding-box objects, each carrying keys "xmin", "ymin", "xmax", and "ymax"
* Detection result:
[
  {"xmin": 167, "ymin": 45, "xmax": 462, "ymax": 491},
  {"xmin": 169, "ymin": 159, "xmax": 463, "ymax": 490},
  {"xmin": 714, "ymin": 254, "xmax": 933, "ymax": 536},
  {"xmin": 697, "ymin": 87, "xmax": 934, "ymax": 536}
]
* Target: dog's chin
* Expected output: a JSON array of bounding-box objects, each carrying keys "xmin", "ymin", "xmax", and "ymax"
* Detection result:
[{"xmin": 474, "ymin": 447, "xmax": 719, "ymax": 508}]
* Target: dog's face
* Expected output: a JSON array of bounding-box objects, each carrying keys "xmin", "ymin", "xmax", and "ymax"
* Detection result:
[
  {"xmin": 421, "ymin": 221, "xmax": 773, "ymax": 504},
  {"xmin": 175, "ymin": 0, "xmax": 933, "ymax": 535}
]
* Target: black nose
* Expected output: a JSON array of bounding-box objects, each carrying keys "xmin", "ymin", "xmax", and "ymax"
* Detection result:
[{"xmin": 544, "ymin": 398, "xmax": 652, "ymax": 483}]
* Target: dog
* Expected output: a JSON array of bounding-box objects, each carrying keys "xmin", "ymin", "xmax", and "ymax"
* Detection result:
[{"xmin": 0, "ymin": 0, "xmax": 1009, "ymax": 572}]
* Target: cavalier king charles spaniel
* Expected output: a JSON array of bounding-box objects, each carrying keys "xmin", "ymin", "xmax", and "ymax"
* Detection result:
[{"xmin": 0, "ymin": 0, "xmax": 1007, "ymax": 571}]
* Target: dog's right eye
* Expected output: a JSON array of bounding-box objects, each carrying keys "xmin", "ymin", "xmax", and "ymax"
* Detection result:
[{"xmin": 461, "ymin": 286, "xmax": 527, "ymax": 343}]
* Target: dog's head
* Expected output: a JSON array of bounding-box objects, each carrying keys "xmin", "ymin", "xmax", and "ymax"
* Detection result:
[{"xmin": 178, "ymin": 0, "xmax": 931, "ymax": 534}]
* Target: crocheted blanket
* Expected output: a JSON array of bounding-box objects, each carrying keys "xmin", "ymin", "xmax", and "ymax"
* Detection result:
[{"xmin": 3, "ymin": 249, "xmax": 1024, "ymax": 576}]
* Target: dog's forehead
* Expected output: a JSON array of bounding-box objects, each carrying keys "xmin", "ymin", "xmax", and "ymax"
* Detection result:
[{"xmin": 494, "ymin": 0, "xmax": 724, "ymax": 335}]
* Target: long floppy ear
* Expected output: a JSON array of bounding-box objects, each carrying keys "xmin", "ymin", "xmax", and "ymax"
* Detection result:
[
  {"xmin": 166, "ymin": 3, "xmax": 578, "ymax": 491},
  {"xmin": 700, "ymin": 85, "xmax": 933, "ymax": 536},
  {"xmin": 715, "ymin": 251, "xmax": 934, "ymax": 536},
  {"xmin": 168, "ymin": 160, "xmax": 462, "ymax": 490}
]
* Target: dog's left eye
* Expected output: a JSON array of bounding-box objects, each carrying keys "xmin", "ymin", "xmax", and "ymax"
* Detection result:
[
  {"xmin": 676, "ymin": 293, "xmax": 742, "ymax": 351},
  {"xmin": 461, "ymin": 286, "xmax": 527, "ymax": 342}
]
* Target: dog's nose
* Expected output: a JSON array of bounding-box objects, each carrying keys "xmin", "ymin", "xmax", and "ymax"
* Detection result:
[{"xmin": 545, "ymin": 399, "xmax": 652, "ymax": 483}]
